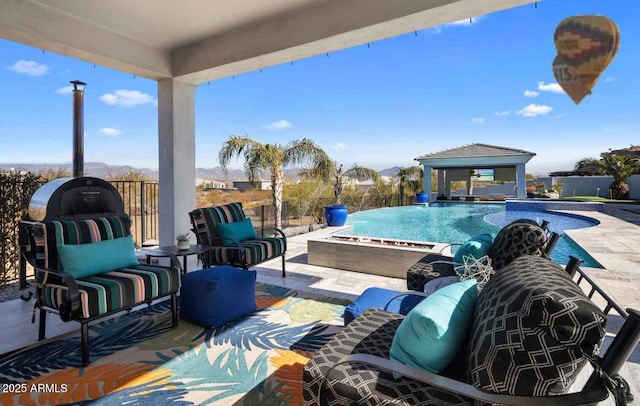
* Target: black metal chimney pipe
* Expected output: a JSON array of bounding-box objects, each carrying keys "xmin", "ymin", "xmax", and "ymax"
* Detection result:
[{"xmin": 70, "ymin": 80, "xmax": 86, "ymax": 178}]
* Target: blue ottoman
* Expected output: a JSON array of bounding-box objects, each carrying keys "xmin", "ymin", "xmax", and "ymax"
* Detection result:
[
  {"xmin": 180, "ymin": 265, "xmax": 257, "ymax": 328},
  {"xmin": 344, "ymin": 287, "xmax": 425, "ymax": 326}
]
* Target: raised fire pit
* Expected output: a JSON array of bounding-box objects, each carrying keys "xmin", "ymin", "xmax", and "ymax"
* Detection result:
[{"xmin": 307, "ymin": 234, "xmax": 449, "ymax": 279}]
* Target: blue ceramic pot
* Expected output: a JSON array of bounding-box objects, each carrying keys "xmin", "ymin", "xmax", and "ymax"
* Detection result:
[
  {"xmin": 415, "ymin": 193, "xmax": 428, "ymax": 204},
  {"xmin": 324, "ymin": 205, "xmax": 348, "ymax": 226}
]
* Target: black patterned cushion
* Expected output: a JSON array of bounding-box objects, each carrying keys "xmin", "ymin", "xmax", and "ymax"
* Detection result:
[
  {"xmin": 466, "ymin": 255, "xmax": 606, "ymax": 396},
  {"xmin": 406, "ymin": 254, "xmax": 459, "ymax": 291},
  {"xmin": 303, "ymin": 308, "xmax": 472, "ymax": 406},
  {"xmin": 488, "ymin": 221, "xmax": 548, "ymax": 270}
]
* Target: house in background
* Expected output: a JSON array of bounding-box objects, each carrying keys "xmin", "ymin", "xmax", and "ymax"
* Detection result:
[
  {"xmin": 611, "ymin": 145, "xmax": 640, "ymax": 157},
  {"xmin": 233, "ymin": 180, "xmax": 272, "ymax": 192}
]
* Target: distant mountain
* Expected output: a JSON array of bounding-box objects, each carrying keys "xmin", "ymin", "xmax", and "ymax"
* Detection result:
[
  {"xmin": 0, "ymin": 162, "xmax": 158, "ymax": 179},
  {"xmin": 0, "ymin": 163, "xmax": 304, "ymax": 182}
]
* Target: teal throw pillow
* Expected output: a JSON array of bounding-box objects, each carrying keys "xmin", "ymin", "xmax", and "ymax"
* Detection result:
[
  {"xmin": 389, "ymin": 279, "xmax": 478, "ymax": 374},
  {"xmin": 453, "ymin": 234, "xmax": 493, "ymax": 265},
  {"xmin": 217, "ymin": 218, "xmax": 257, "ymax": 246},
  {"xmin": 57, "ymin": 235, "xmax": 139, "ymax": 279}
]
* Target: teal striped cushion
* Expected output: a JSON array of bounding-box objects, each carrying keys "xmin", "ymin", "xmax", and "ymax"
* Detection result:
[
  {"xmin": 35, "ymin": 216, "xmax": 132, "ymax": 270},
  {"xmin": 202, "ymin": 237, "xmax": 286, "ymax": 268},
  {"xmin": 192, "ymin": 202, "xmax": 246, "ymax": 246},
  {"xmin": 42, "ymin": 264, "xmax": 181, "ymax": 319}
]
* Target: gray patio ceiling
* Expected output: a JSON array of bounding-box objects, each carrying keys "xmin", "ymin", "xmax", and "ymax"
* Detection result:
[{"xmin": 1, "ymin": 0, "xmax": 537, "ymax": 84}]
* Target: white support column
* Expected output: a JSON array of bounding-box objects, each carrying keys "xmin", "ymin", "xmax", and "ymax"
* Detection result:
[
  {"xmin": 158, "ymin": 78, "xmax": 197, "ymax": 246},
  {"xmin": 437, "ymin": 169, "xmax": 445, "ymax": 198},
  {"xmin": 423, "ymin": 165, "xmax": 432, "ymax": 203},
  {"xmin": 516, "ymin": 163, "xmax": 526, "ymax": 199}
]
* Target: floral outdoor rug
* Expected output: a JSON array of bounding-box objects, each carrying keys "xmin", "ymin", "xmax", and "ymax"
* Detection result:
[{"xmin": 0, "ymin": 283, "xmax": 349, "ymax": 405}]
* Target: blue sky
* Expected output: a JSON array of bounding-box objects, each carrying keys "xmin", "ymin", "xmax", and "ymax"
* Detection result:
[{"xmin": 1, "ymin": 0, "xmax": 639, "ymax": 176}]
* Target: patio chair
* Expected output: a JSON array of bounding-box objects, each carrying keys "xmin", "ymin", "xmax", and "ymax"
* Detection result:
[
  {"xmin": 22, "ymin": 215, "xmax": 181, "ymax": 366},
  {"xmin": 407, "ymin": 219, "xmax": 559, "ymax": 291},
  {"xmin": 189, "ymin": 202, "xmax": 287, "ymax": 277}
]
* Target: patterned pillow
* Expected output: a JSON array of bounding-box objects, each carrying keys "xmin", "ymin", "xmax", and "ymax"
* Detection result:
[
  {"xmin": 489, "ymin": 221, "xmax": 548, "ymax": 270},
  {"xmin": 466, "ymin": 255, "xmax": 606, "ymax": 396}
]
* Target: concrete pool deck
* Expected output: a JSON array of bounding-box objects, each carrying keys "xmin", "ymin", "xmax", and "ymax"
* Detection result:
[{"xmin": 561, "ymin": 203, "xmax": 640, "ymax": 312}]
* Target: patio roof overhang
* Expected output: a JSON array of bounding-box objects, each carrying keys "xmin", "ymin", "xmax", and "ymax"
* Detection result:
[
  {"xmin": 1, "ymin": 0, "xmax": 537, "ymax": 85},
  {"xmin": 1, "ymin": 0, "xmax": 538, "ymax": 244}
]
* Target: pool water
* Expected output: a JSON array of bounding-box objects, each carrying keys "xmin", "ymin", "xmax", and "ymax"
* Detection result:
[{"xmin": 340, "ymin": 203, "xmax": 602, "ymax": 268}]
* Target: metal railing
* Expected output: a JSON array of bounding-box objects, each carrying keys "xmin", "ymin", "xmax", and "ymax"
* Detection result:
[
  {"xmin": 1, "ymin": 183, "xmax": 412, "ymax": 286},
  {"xmin": 109, "ymin": 181, "xmax": 159, "ymax": 246}
]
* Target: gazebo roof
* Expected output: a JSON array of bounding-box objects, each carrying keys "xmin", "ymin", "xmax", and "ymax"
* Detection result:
[
  {"xmin": 414, "ymin": 143, "xmax": 536, "ymax": 168},
  {"xmin": 415, "ymin": 143, "xmax": 535, "ymax": 160}
]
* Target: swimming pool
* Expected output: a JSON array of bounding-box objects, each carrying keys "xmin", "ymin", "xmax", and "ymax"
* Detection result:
[{"xmin": 339, "ymin": 203, "xmax": 602, "ymax": 268}]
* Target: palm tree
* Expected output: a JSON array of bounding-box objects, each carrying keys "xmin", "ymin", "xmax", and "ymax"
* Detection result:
[
  {"xmin": 300, "ymin": 161, "xmax": 380, "ymax": 206},
  {"xmin": 219, "ymin": 135, "xmax": 329, "ymax": 229},
  {"xmin": 599, "ymin": 152, "xmax": 640, "ymax": 199},
  {"xmin": 396, "ymin": 166, "xmax": 423, "ymax": 205}
]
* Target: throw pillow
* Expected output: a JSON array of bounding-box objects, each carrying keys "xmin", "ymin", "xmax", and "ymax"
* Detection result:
[
  {"xmin": 390, "ymin": 279, "xmax": 478, "ymax": 374},
  {"xmin": 216, "ymin": 218, "xmax": 257, "ymax": 246},
  {"xmin": 453, "ymin": 233, "xmax": 493, "ymax": 266},
  {"xmin": 488, "ymin": 222, "xmax": 547, "ymax": 270},
  {"xmin": 57, "ymin": 235, "xmax": 139, "ymax": 279},
  {"xmin": 467, "ymin": 255, "xmax": 606, "ymax": 396}
]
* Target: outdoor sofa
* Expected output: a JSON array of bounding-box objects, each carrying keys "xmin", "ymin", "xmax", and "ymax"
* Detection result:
[{"xmin": 303, "ymin": 254, "xmax": 640, "ymax": 405}]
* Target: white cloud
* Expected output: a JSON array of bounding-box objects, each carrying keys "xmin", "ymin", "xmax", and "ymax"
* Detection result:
[
  {"xmin": 604, "ymin": 77, "xmax": 616, "ymax": 83},
  {"xmin": 97, "ymin": 128, "xmax": 123, "ymax": 137},
  {"xmin": 537, "ymin": 81, "xmax": 565, "ymax": 94},
  {"xmin": 332, "ymin": 142, "xmax": 348, "ymax": 150},
  {"xmin": 471, "ymin": 117, "xmax": 484, "ymax": 124},
  {"xmin": 262, "ymin": 120, "xmax": 292, "ymax": 130},
  {"xmin": 55, "ymin": 85, "xmax": 74, "ymax": 95},
  {"xmin": 495, "ymin": 110, "xmax": 511, "ymax": 116},
  {"xmin": 516, "ymin": 104, "xmax": 553, "ymax": 117},
  {"xmin": 9, "ymin": 60, "xmax": 48, "ymax": 76},
  {"xmin": 100, "ymin": 90, "xmax": 156, "ymax": 107},
  {"xmin": 524, "ymin": 90, "xmax": 539, "ymax": 97}
]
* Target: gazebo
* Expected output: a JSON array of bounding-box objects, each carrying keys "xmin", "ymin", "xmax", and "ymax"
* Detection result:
[{"xmin": 414, "ymin": 143, "xmax": 536, "ymax": 203}]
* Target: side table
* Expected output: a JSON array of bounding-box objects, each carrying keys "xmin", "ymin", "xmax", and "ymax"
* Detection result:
[{"xmin": 143, "ymin": 244, "xmax": 209, "ymax": 275}]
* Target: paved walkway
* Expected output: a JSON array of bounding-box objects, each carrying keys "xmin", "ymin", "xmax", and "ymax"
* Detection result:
[{"xmin": 562, "ymin": 204, "xmax": 640, "ymax": 312}]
